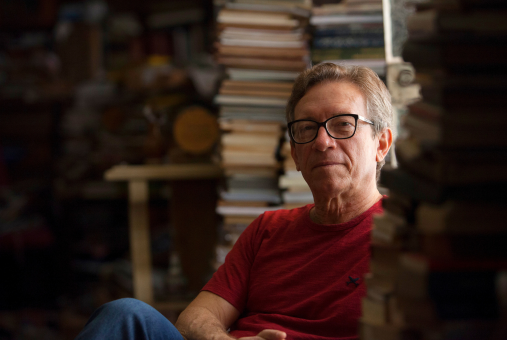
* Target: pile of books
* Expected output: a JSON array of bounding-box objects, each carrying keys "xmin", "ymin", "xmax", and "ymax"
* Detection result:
[
  {"xmin": 310, "ymin": 0, "xmax": 385, "ymax": 75},
  {"xmin": 362, "ymin": 1, "xmax": 507, "ymax": 339},
  {"xmin": 279, "ymin": 137, "xmax": 313, "ymax": 209},
  {"xmin": 213, "ymin": 0, "xmax": 311, "ymax": 267}
]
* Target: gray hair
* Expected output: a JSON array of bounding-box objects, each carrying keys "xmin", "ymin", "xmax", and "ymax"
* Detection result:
[{"xmin": 286, "ymin": 62, "xmax": 393, "ymax": 180}]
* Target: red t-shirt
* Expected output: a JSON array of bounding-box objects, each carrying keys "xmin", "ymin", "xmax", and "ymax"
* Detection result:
[{"xmin": 202, "ymin": 200, "xmax": 383, "ymax": 340}]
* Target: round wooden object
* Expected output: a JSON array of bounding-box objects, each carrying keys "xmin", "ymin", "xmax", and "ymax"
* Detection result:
[{"xmin": 173, "ymin": 106, "xmax": 219, "ymax": 154}]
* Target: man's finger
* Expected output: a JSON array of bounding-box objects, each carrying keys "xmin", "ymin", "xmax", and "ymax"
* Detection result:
[
  {"xmin": 257, "ymin": 329, "xmax": 287, "ymax": 340},
  {"xmin": 238, "ymin": 329, "xmax": 287, "ymax": 340}
]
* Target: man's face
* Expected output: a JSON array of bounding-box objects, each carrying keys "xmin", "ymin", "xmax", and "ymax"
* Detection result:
[{"xmin": 290, "ymin": 81, "xmax": 380, "ymax": 198}]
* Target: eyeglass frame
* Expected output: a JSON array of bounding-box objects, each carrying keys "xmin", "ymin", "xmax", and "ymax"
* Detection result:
[{"xmin": 287, "ymin": 114, "xmax": 374, "ymax": 144}]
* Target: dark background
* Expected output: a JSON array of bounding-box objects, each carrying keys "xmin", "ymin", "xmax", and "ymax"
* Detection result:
[{"xmin": 0, "ymin": 0, "xmax": 218, "ymax": 338}]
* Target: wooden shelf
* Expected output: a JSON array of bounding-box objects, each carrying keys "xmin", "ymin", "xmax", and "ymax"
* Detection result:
[{"xmin": 104, "ymin": 163, "xmax": 222, "ymax": 181}]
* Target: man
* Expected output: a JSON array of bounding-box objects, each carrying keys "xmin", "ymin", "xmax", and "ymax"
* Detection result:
[{"xmin": 76, "ymin": 63, "xmax": 393, "ymax": 340}]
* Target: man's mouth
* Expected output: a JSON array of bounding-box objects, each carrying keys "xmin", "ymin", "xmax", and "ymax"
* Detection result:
[{"xmin": 313, "ymin": 161, "xmax": 340, "ymax": 169}]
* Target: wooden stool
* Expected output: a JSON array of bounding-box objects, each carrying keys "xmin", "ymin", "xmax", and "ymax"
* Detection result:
[{"xmin": 104, "ymin": 163, "xmax": 222, "ymax": 307}]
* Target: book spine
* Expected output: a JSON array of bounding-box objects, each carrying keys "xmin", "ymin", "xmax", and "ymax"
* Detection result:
[
  {"xmin": 314, "ymin": 28, "xmax": 384, "ymax": 37},
  {"xmin": 313, "ymin": 36, "xmax": 384, "ymax": 49},
  {"xmin": 311, "ymin": 47, "xmax": 385, "ymax": 61}
]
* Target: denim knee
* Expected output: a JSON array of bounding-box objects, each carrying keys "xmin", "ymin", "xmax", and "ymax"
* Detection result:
[
  {"xmin": 76, "ymin": 298, "xmax": 184, "ymax": 340},
  {"xmin": 100, "ymin": 298, "xmax": 156, "ymax": 318}
]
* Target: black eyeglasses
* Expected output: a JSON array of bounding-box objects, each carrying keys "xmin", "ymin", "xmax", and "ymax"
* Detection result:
[{"xmin": 288, "ymin": 114, "xmax": 374, "ymax": 144}]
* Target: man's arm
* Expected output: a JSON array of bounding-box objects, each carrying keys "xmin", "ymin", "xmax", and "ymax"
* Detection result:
[
  {"xmin": 175, "ymin": 291, "xmax": 240, "ymax": 340},
  {"xmin": 175, "ymin": 291, "xmax": 287, "ymax": 340}
]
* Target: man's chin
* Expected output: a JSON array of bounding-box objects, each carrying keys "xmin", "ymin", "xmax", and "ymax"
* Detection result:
[{"xmin": 309, "ymin": 179, "xmax": 349, "ymax": 197}]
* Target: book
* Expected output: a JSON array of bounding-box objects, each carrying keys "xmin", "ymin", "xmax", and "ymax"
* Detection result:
[
  {"xmin": 216, "ymin": 44, "xmax": 308, "ymax": 59},
  {"xmin": 219, "ymin": 119, "xmax": 283, "ymax": 133},
  {"xmin": 395, "ymin": 137, "xmax": 507, "ymax": 185},
  {"xmin": 416, "ymin": 201, "xmax": 507, "ymax": 235},
  {"xmin": 215, "ymin": 94, "xmax": 288, "ymax": 107},
  {"xmin": 362, "ymin": 297, "xmax": 389, "ymax": 326},
  {"xmin": 314, "ymin": 24, "xmax": 384, "ymax": 37},
  {"xmin": 402, "ymin": 111, "xmax": 507, "ymax": 148},
  {"xmin": 221, "ymin": 80, "xmax": 294, "ymax": 91},
  {"xmin": 414, "ymin": 73, "xmax": 506, "ymax": 108},
  {"xmin": 219, "ymin": 87, "xmax": 291, "ymax": 98},
  {"xmin": 281, "ymin": 191, "xmax": 313, "ymax": 203},
  {"xmin": 372, "ymin": 212, "xmax": 409, "ymax": 246},
  {"xmin": 360, "ymin": 322, "xmax": 420, "ymax": 340},
  {"xmin": 217, "ymin": 9, "xmax": 300, "ymax": 28},
  {"xmin": 380, "ymin": 168, "xmax": 507, "ymax": 204},
  {"xmin": 414, "ymin": 0, "xmax": 507, "ymax": 11},
  {"xmin": 312, "ymin": 3, "xmax": 383, "ymax": 16},
  {"xmin": 226, "ymin": 68, "xmax": 300, "ymax": 81},
  {"xmin": 365, "ymin": 272, "xmax": 397, "ymax": 301},
  {"xmin": 221, "ymin": 151, "xmax": 278, "ymax": 167},
  {"xmin": 311, "ymin": 47, "xmax": 385, "ymax": 62},
  {"xmin": 222, "ymin": 132, "xmax": 281, "ymax": 147},
  {"xmin": 216, "ymin": 56, "xmax": 308, "ymax": 71},
  {"xmin": 370, "ymin": 243, "xmax": 400, "ymax": 279},
  {"xmin": 402, "ymin": 38, "xmax": 507, "ymax": 73},
  {"xmin": 313, "ymin": 35, "xmax": 384, "ymax": 49},
  {"xmin": 225, "ymin": 2, "xmax": 311, "ymax": 17},
  {"xmin": 216, "ymin": 205, "xmax": 282, "ymax": 216},
  {"xmin": 278, "ymin": 174, "xmax": 309, "ymax": 189},
  {"xmin": 220, "ymin": 37, "xmax": 306, "ymax": 48},
  {"xmin": 310, "ymin": 14, "xmax": 383, "ymax": 25},
  {"xmin": 417, "ymin": 233, "xmax": 507, "ymax": 260},
  {"xmin": 407, "ymin": 9, "xmax": 507, "ymax": 36}
]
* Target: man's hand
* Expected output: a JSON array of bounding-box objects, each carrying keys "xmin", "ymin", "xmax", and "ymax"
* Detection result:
[{"xmin": 238, "ymin": 329, "xmax": 287, "ymax": 340}]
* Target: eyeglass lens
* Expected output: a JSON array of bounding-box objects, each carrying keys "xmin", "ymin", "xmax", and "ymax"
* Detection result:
[{"xmin": 291, "ymin": 115, "xmax": 356, "ymax": 143}]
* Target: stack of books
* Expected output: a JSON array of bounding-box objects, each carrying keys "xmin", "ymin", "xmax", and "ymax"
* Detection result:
[
  {"xmin": 362, "ymin": 1, "xmax": 507, "ymax": 339},
  {"xmin": 310, "ymin": 0, "xmax": 385, "ymax": 75},
  {"xmin": 213, "ymin": 0, "xmax": 311, "ymax": 266},
  {"xmin": 279, "ymin": 137, "xmax": 313, "ymax": 209}
]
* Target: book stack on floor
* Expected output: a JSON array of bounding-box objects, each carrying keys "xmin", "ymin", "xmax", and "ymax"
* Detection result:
[
  {"xmin": 310, "ymin": 0, "xmax": 385, "ymax": 76},
  {"xmin": 362, "ymin": 1, "xmax": 507, "ymax": 339},
  {"xmin": 279, "ymin": 137, "xmax": 313, "ymax": 209},
  {"xmin": 213, "ymin": 0, "xmax": 311, "ymax": 268}
]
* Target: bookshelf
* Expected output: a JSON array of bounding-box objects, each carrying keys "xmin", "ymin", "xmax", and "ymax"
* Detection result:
[
  {"xmin": 363, "ymin": 1, "xmax": 507, "ymax": 339},
  {"xmin": 213, "ymin": 0, "xmax": 312, "ymax": 268},
  {"xmin": 104, "ymin": 163, "xmax": 222, "ymax": 306}
]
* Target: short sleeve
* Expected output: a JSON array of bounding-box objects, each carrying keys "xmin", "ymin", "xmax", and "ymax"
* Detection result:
[{"xmin": 201, "ymin": 213, "xmax": 266, "ymax": 313}]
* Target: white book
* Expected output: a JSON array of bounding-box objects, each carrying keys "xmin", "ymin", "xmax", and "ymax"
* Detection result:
[
  {"xmin": 218, "ymin": 10, "xmax": 299, "ymax": 27},
  {"xmin": 220, "ymin": 189, "xmax": 281, "ymax": 203},
  {"xmin": 221, "ymin": 26, "xmax": 304, "ymax": 36},
  {"xmin": 279, "ymin": 175, "xmax": 309, "ymax": 189},
  {"xmin": 217, "ymin": 205, "xmax": 283, "ymax": 216},
  {"xmin": 282, "ymin": 191, "xmax": 314, "ymax": 203},
  {"xmin": 215, "ymin": 95, "xmax": 288, "ymax": 107}
]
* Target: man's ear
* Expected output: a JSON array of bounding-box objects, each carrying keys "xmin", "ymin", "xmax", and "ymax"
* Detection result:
[
  {"xmin": 376, "ymin": 128, "xmax": 393, "ymax": 162},
  {"xmin": 290, "ymin": 140, "xmax": 301, "ymax": 171}
]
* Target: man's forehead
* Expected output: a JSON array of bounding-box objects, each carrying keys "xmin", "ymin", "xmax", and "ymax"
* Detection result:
[{"xmin": 294, "ymin": 81, "xmax": 367, "ymax": 118}]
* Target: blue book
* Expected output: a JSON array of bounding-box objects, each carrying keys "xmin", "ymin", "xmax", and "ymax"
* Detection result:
[{"xmin": 313, "ymin": 36, "xmax": 384, "ymax": 49}]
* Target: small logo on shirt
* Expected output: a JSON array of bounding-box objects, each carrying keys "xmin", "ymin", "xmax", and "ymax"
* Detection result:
[{"xmin": 346, "ymin": 276, "xmax": 360, "ymax": 287}]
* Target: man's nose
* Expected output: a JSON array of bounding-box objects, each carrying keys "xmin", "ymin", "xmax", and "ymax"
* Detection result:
[{"xmin": 312, "ymin": 126, "xmax": 334, "ymax": 150}]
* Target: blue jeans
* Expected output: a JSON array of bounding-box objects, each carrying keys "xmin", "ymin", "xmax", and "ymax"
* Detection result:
[{"xmin": 75, "ymin": 298, "xmax": 185, "ymax": 340}]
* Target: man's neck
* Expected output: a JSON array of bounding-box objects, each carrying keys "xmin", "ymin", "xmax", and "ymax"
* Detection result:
[{"xmin": 310, "ymin": 188, "xmax": 382, "ymax": 225}]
